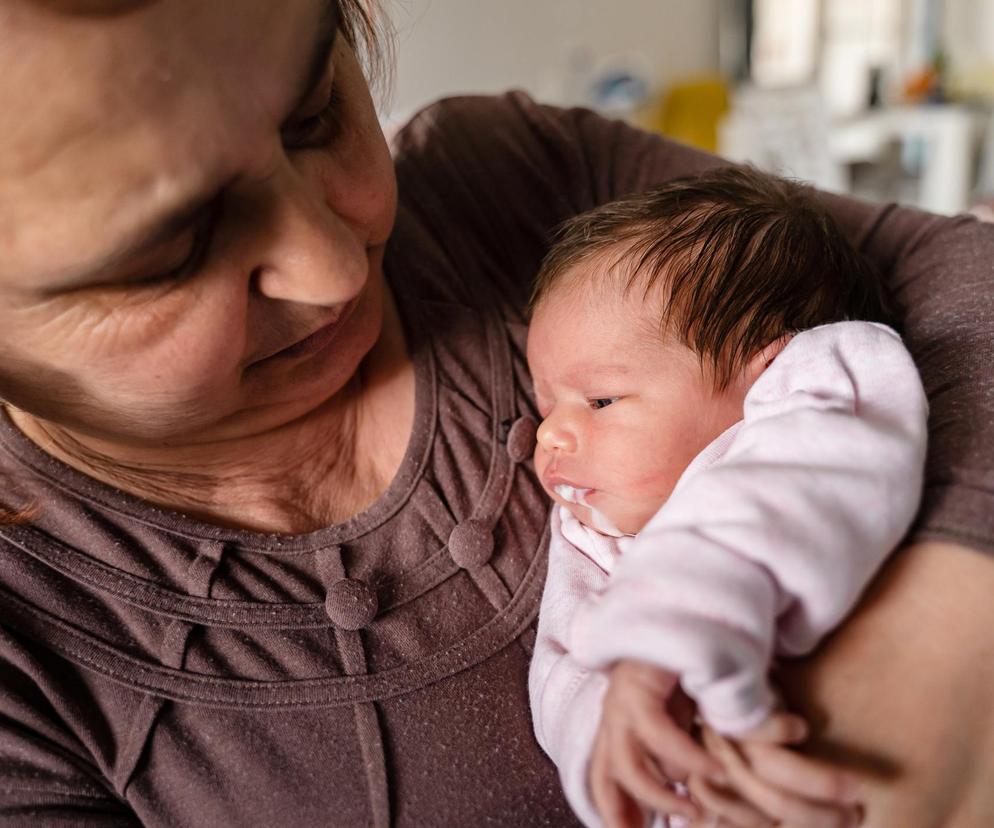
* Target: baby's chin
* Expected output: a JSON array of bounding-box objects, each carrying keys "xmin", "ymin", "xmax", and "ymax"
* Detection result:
[
  {"xmin": 563, "ymin": 500, "xmax": 642, "ymax": 538},
  {"xmin": 543, "ymin": 478, "xmax": 658, "ymax": 536}
]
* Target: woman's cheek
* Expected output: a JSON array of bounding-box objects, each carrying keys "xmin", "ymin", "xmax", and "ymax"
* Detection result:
[
  {"xmin": 134, "ymin": 313, "xmax": 244, "ymax": 396},
  {"xmin": 90, "ymin": 281, "xmax": 248, "ymax": 405},
  {"xmin": 304, "ymin": 138, "xmax": 397, "ymax": 249},
  {"xmin": 23, "ymin": 277, "xmax": 210, "ymax": 365}
]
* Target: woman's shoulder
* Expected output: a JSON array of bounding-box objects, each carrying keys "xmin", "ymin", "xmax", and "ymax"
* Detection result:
[
  {"xmin": 387, "ymin": 92, "xmax": 582, "ymax": 318},
  {"xmin": 391, "ymin": 90, "xmax": 720, "ymax": 211},
  {"xmin": 386, "ymin": 92, "xmax": 721, "ymax": 317}
]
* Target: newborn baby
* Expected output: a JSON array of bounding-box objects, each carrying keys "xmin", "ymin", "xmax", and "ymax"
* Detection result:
[{"xmin": 526, "ymin": 167, "xmax": 928, "ymax": 827}]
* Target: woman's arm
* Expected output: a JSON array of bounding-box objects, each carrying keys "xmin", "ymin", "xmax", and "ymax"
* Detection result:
[{"xmin": 777, "ymin": 539, "xmax": 994, "ymax": 827}]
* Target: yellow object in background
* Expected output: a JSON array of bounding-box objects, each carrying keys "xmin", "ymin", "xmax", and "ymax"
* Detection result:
[{"xmin": 636, "ymin": 76, "xmax": 730, "ymax": 152}]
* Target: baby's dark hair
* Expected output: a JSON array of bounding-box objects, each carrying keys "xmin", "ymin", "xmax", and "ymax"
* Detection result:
[{"xmin": 531, "ymin": 166, "xmax": 891, "ymax": 388}]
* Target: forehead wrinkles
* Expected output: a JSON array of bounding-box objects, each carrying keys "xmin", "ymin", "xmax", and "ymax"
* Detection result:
[{"xmin": 0, "ymin": 0, "xmax": 316, "ymax": 281}]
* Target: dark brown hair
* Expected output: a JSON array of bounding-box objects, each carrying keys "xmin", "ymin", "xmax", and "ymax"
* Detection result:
[{"xmin": 531, "ymin": 165, "xmax": 890, "ymax": 388}]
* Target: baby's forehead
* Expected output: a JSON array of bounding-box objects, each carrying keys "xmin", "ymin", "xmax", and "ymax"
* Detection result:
[
  {"xmin": 529, "ymin": 283, "xmax": 671, "ymax": 373},
  {"xmin": 535, "ymin": 264, "xmax": 666, "ymax": 337}
]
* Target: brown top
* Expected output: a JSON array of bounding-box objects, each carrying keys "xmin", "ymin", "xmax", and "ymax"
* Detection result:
[{"xmin": 1, "ymin": 92, "xmax": 993, "ymax": 827}]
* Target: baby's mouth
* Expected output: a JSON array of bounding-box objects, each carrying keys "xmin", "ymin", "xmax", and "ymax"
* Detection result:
[
  {"xmin": 552, "ymin": 484, "xmax": 593, "ymax": 506},
  {"xmin": 552, "ymin": 483, "xmax": 627, "ymax": 537}
]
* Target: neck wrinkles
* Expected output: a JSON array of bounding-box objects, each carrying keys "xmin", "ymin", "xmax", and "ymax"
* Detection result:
[{"xmin": 3, "ymin": 293, "xmax": 417, "ymax": 534}]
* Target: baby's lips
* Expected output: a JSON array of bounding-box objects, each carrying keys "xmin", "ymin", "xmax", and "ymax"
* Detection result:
[{"xmin": 552, "ymin": 484, "xmax": 593, "ymax": 505}]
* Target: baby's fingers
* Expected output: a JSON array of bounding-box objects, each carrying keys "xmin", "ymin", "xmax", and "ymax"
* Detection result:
[
  {"xmin": 633, "ymin": 701, "xmax": 725, "ymax": 782},
  {"xmin": 590, "ymin": 776, "xmax": 645, "ymax": 828},
  {"xmin": 741, "ymin": 741, "xmax": 861, "ymax": 806},
  {"xmin": 610, "ymin": 728, "xmax": 703, "ymax": 822},
  {"xmin": 591, "ymin": 729, "xmax": 647, "ymax": 828}
]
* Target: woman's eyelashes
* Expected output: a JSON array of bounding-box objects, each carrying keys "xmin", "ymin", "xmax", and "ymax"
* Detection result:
[
  {"xmin": 282, "ymin": 83, "xmax": 345, "ymax": 150},
  {"xmin": 133, "ymin": 201, "xmax": 220, "ymax": 288}
]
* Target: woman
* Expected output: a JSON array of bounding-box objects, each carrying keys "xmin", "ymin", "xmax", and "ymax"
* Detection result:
[{"xmin": 0, "ymin": 1, "xmax": 992, "ymax": 826}]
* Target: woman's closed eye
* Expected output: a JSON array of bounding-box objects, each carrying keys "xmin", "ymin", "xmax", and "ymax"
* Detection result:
[
  {"xmin": 589, "ymin": 397, "xmax": 620, "ymax": 410},
  {"xmin": 282, "ymin": 82, "xmax": 345, "ymax": 150},
  {"xmin": 125, "ymin": 199, "xmax": 220, "ymax": 289}
]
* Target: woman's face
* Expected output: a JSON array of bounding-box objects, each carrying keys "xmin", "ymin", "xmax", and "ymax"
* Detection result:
[{"xmin": 0, "ymin": 0, "xmax": 397, "ymax": 446}]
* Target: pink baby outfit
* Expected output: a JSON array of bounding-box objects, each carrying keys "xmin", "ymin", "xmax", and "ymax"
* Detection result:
[{"xmin": 529, "ymin": 321, "xmax": 929, "ymax": 827}]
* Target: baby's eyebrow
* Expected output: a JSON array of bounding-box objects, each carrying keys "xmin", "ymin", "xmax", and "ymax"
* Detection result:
[{"xmin": 570, "ymin": 364, "xmax": 632, "ymax": 380}]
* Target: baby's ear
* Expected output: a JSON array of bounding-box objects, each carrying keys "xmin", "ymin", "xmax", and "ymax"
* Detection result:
[{"xmin": 744, "ymin": 334, "xmax": 793, "ymax": 383}]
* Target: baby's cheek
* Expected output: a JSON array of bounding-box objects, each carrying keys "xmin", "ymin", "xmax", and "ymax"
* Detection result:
[
  {"xmin": 606, "ymin": 455, "xmax": 673, "ymax": 499},
  {"xmin": 616, "ymin": 499, "xmax": 664, "ymax": 535},
  {"xmin": 608, "ymin": 470, "xmax": 679, "ymax": 531}
]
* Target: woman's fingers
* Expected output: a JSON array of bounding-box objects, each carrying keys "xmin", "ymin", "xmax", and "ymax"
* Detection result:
[
  {"xmin": 741, "ymin": 741, "xmax": 861, "ymax": 804},
  {"xmin": 702, "ymin": 728, "xmax": 861, "ymax": 828},
  {"xmin": 741, "ymin": 711, "xmax": 809, "ymax": 745},
  {"xmin": 686, "ymin": 775, "xmax": 775, "ymax": 828}
]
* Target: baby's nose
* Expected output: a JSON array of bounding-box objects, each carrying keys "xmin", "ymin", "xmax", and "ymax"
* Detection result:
[{"xmin": 536, "ymin": 416, "xmax": 577, "ymax": 454}]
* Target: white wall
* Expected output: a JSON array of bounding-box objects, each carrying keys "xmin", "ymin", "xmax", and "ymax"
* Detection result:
[
  {"xmin": 382, "ymin": 0, "xmax": 721, "ymax": 122},
  {"xmin": 944, "ymin": 0, "xmax": 994, "ymax": 66}
]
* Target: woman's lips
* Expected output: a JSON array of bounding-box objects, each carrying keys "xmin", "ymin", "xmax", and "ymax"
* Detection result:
[{"xmin": 252, "ymin": 299, "xmax": 357, "ymax": 365}]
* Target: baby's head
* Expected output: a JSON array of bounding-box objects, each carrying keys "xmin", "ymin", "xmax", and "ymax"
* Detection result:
[{"xmin": 526, "ymin": 165, "xmax": 888, "ymax": 535}]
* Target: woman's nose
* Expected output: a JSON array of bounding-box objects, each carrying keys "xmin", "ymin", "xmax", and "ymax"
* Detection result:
[
  {"xmin": 250, "ymin": 164, "xmax": 367, "ymax": 306},
  {"xmin": 536, "ymin": 413, "xmax": 578, "ymax": 454}
]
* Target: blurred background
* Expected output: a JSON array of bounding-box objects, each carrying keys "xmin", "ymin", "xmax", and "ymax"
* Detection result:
[{"xmin": 383, "ymin": 0, "xmax": 994, "ymax": 217}]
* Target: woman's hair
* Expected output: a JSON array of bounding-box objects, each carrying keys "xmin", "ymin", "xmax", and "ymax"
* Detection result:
[
  {"xmin": 0, "ymin": 495, "xmax": 37, "ymax": 527},
  {"xmin": 334, "ymin": 0, "xmax": 394, "ymax": 97},
  {"xmin": 531, "ymin": 165, "xmax": 891, "ymax": 389}
]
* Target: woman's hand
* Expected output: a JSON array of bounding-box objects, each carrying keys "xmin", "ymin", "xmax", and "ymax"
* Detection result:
[
  {"xmin": 588, "ymin": 660, "xmax": 727, "ymax": 827},
  {"xmin": 686, "ymin": 720, "xmax": 863, "ymax": 828}
]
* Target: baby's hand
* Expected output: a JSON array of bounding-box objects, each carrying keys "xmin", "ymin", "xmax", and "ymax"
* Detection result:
[
  {"xmin": 686, "ymin": 714, "xmax": 864, "ymax": 828},
  {"xmin": 589, "ymin": 660, "xmax": 727, "ymax": 827}
]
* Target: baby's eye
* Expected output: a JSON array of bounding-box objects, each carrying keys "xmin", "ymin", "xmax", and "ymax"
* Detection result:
[{"xmin": 589, "ymin": 397, "xmax": 619, "ymax": 410}]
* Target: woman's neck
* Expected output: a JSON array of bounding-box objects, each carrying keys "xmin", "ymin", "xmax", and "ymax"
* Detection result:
[{"xmin": 7, "ymin": 293, "xmax": 416, "ymax": 535}]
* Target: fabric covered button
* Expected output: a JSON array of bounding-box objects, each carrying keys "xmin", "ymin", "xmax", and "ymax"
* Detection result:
[
  {"xmin": 324, "ymin": 578, "xmax": 378, "ymax": 630},
  {"xmin": 506, "ymin": 415, "xmax": 538, "ymax": 463},
  {"xmin": 448, "ymin": 519, "xmax": 495, "ymax": 569}
]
